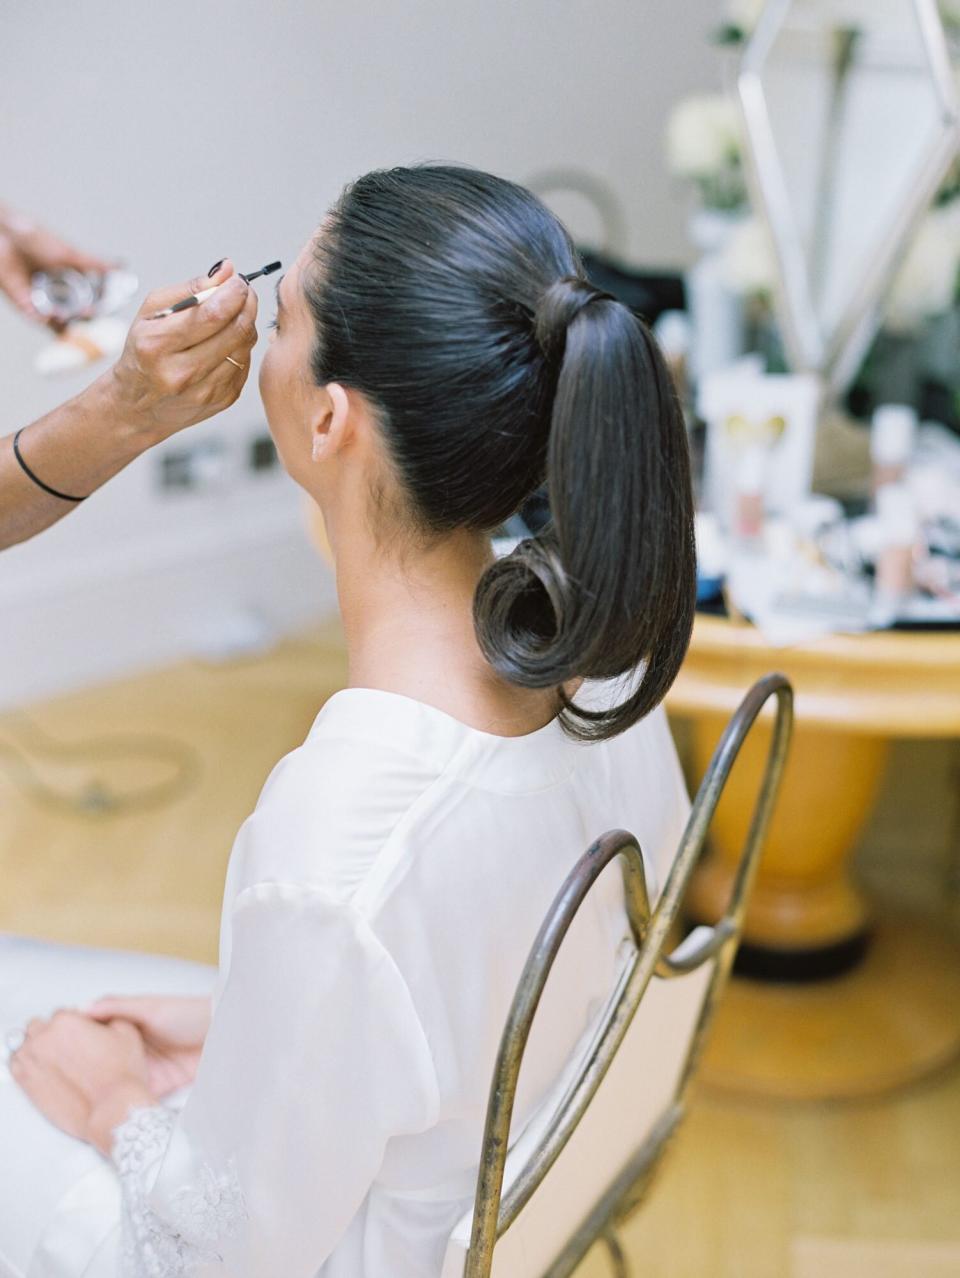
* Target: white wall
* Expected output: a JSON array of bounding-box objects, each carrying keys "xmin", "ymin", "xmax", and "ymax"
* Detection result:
[{"xmin": 0, "ymin": 0, "xmax": 723, "ymax": 707}]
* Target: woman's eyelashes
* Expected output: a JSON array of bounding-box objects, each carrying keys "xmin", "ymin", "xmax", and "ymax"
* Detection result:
[{"xmin": 267, "ymin": 316, "xmax": 279, "ymax": 334}]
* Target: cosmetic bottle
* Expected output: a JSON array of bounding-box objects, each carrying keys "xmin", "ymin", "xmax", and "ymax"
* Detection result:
[
  {"xmin": 733, "ymin": 446, "xmax": 766, "ymax": 548},
  {"xmin": 873, "ymin": 483, "xmax": 918, "ymax": 620},
  {"xmin": 654, "ymin": 310, "xmax": 691, "ymax": 405},
  {"xmin": 870, "ymin": 403, "xmax": 917, "ymax": 497}
]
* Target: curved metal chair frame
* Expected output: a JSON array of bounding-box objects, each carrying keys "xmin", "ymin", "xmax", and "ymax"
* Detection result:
[{"xmin": 463, "ymin": 674, "xmax": 794, "ymax": 1278}]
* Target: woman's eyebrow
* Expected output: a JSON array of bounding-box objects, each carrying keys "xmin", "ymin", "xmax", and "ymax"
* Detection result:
[{"xmin": 275, "ymin": 275, "xmax": 286, "ymax": 313}]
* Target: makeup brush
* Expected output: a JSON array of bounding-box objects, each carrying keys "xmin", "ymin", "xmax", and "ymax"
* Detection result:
[{"xmin": 149, "ymin": 261, "xmax": 281, "ymax": 320}]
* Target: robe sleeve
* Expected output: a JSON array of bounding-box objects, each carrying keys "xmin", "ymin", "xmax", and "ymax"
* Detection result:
[{"xmin": 110, "ymin": 882, "xmax": 440, "ymax": 1277}]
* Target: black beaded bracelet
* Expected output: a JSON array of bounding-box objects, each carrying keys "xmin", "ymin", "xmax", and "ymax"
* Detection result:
[{"xmin": 12, "ymin": 428, "xmax": 87, "ymax": 503}]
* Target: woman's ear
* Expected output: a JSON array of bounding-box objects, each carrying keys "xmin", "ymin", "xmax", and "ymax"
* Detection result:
[{"xmin": 310, "ymin": 382, "xmax": 351, "ymax": 463}]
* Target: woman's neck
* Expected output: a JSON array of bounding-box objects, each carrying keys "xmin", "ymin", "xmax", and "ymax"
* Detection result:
[{"xmin": 331, "ymin": 519, "xmax": 560, "ymax": 737}]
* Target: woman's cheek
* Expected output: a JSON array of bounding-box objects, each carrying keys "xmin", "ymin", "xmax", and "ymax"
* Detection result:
[
  {"xmin": 258, "ymin": 346, "xmax": 278, "ymax": 426},
  {"xmin": 257, "ymin": 346, "xmax": 308, "ymax": 481},
  {"xmin": 259, "ymin": 347, "xmax": 291, "ymax": 446}
]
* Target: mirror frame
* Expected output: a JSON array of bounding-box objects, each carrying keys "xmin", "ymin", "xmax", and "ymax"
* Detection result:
[{"xmin": 738, "ymin": 0, "xmax": 960, "ymax": 395}]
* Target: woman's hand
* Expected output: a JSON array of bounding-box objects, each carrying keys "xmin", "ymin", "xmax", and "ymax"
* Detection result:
[
  {"xmin": 0, "ymin": 205, "xmax": 114, "ymax": 326},
  {"xmin": 10, "ymin": 1010, "xmax": 154, "ymax": 1155},
  {"xmin": 106, "ymin": 259, "xmax": 259, "ymax": 446},
  {"xmin": 84, "ymin": 994, "xmax": 212, "ymax": 1099}
]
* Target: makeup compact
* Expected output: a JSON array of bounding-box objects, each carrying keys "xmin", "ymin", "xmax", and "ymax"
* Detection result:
[
  {"xmin": 31, "ymin": 267, "xmax": 139, "ymax": 327},
  {"xmin": 32, "ymin": 267, "xmax": 140, "ymax": 377}
]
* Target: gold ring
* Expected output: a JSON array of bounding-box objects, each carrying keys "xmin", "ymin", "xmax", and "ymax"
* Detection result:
[{"xmin": 224, "ymin": 355, "xmax": 245, "ymax": 371}]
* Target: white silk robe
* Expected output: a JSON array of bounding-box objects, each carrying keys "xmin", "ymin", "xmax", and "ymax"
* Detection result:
[{"xmin": 0, "ymin": 685, "xmax": 689, "ymax": 1277}]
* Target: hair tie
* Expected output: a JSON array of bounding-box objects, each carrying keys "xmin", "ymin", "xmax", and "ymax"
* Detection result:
[{"xmin": 533, "ymin": 276, "xmax": 615, "ymax": 361}]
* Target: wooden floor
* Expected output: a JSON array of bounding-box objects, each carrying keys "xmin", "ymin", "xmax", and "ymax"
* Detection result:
[{"xmin": 1, "ymin": 627, "xmax": 958, "ymax": 1278}]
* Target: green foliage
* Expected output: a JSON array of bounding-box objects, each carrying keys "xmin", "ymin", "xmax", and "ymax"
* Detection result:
[{"xmin": 711, "ymin": 23, "xmax": 747, "ymax": 46}]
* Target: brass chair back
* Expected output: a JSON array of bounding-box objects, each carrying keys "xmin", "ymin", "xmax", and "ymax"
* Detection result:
[{"xmin": 463, "ymin": 673, "xmax": 794, "ymax": 1278}]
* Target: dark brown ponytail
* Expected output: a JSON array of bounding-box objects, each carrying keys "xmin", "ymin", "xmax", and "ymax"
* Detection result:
[
  {"xmin": 473, "ymin": 277, "xmax": 695, "ymax": 740},
  {"xmin": 304, "ymin": 165, "xmax": 695, "ymax": 742}
]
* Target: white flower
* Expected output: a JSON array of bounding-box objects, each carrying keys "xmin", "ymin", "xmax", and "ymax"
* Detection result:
[
  {"xmin": 885, "ymin": 202, "xmax": 960, "ymax": 332},
  {"xmin": 725, "ymin": 0, "xmax": 768, "ymax": 33},
  {"xmin": 667, "ymin": 94, "xmax": 742, "ymax": 179},
  {"xmin": 717, "ymin": 216, "xmax": 778, "ymax": 296}
]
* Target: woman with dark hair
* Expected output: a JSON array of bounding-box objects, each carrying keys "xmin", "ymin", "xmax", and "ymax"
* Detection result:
[{"xmin": 1, "ymin": 165, "xmax": 694, "ymax": 1277}]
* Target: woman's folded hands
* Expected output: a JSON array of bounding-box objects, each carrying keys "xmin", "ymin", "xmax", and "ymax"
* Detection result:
[
  {"xmin": 9, "ymin": 993, "xmax": 212, "ymax": 1155},
  {"xmin": 84, "ymin": 993, "xmax": 212, "ymax": 1099}
]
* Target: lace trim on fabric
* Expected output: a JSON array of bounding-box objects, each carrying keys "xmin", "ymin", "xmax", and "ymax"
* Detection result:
[{"xmin": 112, "ymin": 1105, "xmax": 247, "ymax": 1277}]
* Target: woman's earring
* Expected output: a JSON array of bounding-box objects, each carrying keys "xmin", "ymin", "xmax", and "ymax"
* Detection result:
[{"xmin": 311, "ymin": 436, "xmax": 323, "ymax": 463}]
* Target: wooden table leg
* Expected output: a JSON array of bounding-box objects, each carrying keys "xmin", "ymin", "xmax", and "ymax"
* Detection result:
[{"xmin": 686, "ymin": 717, "xmax": 887, "ymax": 979}]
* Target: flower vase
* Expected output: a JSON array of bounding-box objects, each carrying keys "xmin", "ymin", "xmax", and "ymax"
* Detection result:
[{"xmin": 685, "ymin": 208, "xmax": 747, "ymax": 388}]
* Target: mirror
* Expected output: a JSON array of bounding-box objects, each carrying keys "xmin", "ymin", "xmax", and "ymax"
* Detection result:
[{"xmin": 738, "ymin": 0, "xmax": 960, "ymax": 393}]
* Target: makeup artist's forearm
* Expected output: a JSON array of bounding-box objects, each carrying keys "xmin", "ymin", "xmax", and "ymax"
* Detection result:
[{"xmin": 0, "ymin": 373, "xmax": 155, "ymax": 550}]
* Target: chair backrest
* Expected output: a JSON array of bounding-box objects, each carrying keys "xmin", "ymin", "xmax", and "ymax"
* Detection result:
[{"xmin": 441, "ymin": 673, "xmax": 793, "ymax": 1278}]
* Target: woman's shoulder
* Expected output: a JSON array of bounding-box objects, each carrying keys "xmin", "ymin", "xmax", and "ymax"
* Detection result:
[{"xmin": 229, "ymin": 691, "xmax": 452, "ymax": 903}]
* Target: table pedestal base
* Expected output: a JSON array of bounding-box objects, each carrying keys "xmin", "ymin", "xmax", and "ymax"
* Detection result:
[
  {"xmin": 687, "ymin": 721, "xmax": 887, "ymax": 962},
  {"xmin": 699, "ymin": 914, "xmax": 960, "ymax": 1101},
  {"xmin": 730, "ymin": 926, "xmax": 871, "ymax": 982}
]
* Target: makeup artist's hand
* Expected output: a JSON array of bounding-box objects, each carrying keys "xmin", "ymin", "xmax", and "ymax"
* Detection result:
[
  {"xmin": 0, "ymin": 205, "xmax": 114, "ymax": 327},
  {"xmin": 108, "ymin": 259, "xmax": 258, "ymax": 445}
]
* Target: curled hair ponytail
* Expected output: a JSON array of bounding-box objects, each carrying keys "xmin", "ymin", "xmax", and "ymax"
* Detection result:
[
  {"xmin": 473, "ymin": 277, "xmax": 696, "ymax": 741},
  {"xmin": 304, "ymin": 165, "xmax": 694, "ymax": 742}
]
